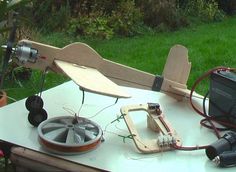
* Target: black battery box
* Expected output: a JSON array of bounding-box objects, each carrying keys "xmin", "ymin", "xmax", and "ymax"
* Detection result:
[{"xmin": 209, "ymin": 70, "xmax": 236, "ymax": 124}]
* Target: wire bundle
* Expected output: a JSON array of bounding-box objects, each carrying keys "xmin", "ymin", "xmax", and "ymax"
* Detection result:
[{"xmin": 173, "ymin": 67, "xmax": 236, "ymax": 151}]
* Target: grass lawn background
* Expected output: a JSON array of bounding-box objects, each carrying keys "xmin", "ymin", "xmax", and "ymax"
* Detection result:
[{"xmin": 1, "ymin": 14, "xmax": 236, "ymax": 172}]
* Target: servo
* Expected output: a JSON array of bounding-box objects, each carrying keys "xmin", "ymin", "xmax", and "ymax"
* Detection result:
[{"xmin": 209, "ymin": 70, "xmax": 236, "ymax": 124}]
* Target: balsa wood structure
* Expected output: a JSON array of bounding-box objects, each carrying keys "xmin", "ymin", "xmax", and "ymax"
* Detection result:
[
  {"xmin": 120, "ymin": 103, "xmax": 181, "ymax": 153},
  {"xmin": 12, "ymin": 40, "xmax": 194, "ymax": 154},
  {"xmin": 15, "ymin": 40, "xmax": 192, "ymax": 100}
]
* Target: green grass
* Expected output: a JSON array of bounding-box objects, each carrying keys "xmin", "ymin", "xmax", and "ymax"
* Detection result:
[
  {"xmin": 3, "ymin": 16, "xmax": 236, "ymax": 102},
  {"xmin": 87, "ymin": 17, "xmax": 236, "ymax": 94},
  {"xmin": 3, "ymin": 70, "xmax": 69, "ymax": 102}
]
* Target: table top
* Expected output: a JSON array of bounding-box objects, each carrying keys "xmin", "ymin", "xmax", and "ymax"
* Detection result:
[{"xmin": 0, "ymin": 81, "xmax": 234, "ymax": 172}]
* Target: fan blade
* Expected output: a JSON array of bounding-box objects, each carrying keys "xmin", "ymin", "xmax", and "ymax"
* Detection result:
[
  {"xmin": 65, "ymin": 128, "xmax": 76, "ymax": 144},
  {"xmin": 44, "ymin": 128, "xmax": 68, "ymax": 142},
  {"xmin": 41, "ymin": 122, "xmax": 66, "ymax": 134}
]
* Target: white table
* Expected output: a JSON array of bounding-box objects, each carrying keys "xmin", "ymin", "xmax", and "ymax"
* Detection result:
[{"xmin": 0, "ymin": 81, "xmax": 234, "ymax": 171}]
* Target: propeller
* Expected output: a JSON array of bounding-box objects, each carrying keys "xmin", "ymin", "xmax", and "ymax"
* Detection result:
[{"xmin": 0, "ymin": 12, "xmax": 18, "ymax": 89}]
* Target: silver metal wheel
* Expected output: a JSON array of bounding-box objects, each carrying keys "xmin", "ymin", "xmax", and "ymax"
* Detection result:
[{"xmin": 38, "ymin": 116, "xmax": 103, "ymax": 155}]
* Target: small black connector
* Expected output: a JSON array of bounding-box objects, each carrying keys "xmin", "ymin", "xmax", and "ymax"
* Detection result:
[
  {"xmin": 205, "ymin": 132, "xmax": 236, "ymax": 160},
  {"xmin": 148, "ymin": 103, "xmax": 162, "ymax": 115},
  {"xmin": 148, "ymin": 103, "xmax": 160, "ymax": 110},
  {"xmin": 213, "ymin": 151, "xmax": 236, "ymax": 167}
]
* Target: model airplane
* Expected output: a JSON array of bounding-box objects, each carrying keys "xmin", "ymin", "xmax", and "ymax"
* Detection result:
[
  {"xmin": 13, "ymin": 39, "xmax": 192, "ymax": 100},
  {"xmin": 2, "ymin": 37, "xmax": 194, "ymax": 154}
]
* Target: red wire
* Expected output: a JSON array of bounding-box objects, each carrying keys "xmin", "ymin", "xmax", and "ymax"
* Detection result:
[
  {"xmin": 173, "ymin": 67, "xmax": 236, "ymax": 151},
  {"xmin": 190, "ymin": 67, "xmax": 236, "ymax": 129},
  {"xmin": 172, "ymin": 143, "xmax": 208, "ymax": 151}
]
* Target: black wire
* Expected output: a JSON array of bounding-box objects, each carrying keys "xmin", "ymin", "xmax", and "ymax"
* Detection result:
[
  {"xmin": 203, "ymin": 90, "xmax": 209, "ymax": 116},
  {"xmin": 38, "ymin": 67, "xmax": 48, "ymax": 97},
  {"xmin": 88, "ymin": 97, "xmax": 119, "ymax": 119},
  {"xmin": 77, "ymin": 87, "xmax": 119, "ymax": 119},
  {"xmin": 81, "ymin": 89, "xmax": 85, "ymax": 104},
  {"xmin": 201, "ymin": 90, "xmax": 235, "ymax": 131},
  {"xmin": 200, "ymin": 118, "xmax": 231, "ymax": 131},
  {"xmin": 77, "ymin": 89, "xmax": 85, "ymax": 116},
  {"xmin": 28, "ymin": 67, "xmax": 49, "ymax": 105}
]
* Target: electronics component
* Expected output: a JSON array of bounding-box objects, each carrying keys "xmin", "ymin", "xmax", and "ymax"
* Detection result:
[
  {"xmin": 213, "ymin": 151, "xmax": 236, "ymax": 167},
  {"xmin": 157, "ymin": 135, "xmax": 176, "ymax": 147},
  {"xmin": 15, "ymin": 42, "xmax": 38, "ymax": 63},
  {"xmin": 1, "ymin": 41, "xmax": 38, "ymax": 65},
  {"xmin": 205, "ymin": 132, "xmax": 236, "ymax": 160},
  {"xmin": 209, "ymin": 70, "xmax": 236, "ymax": 124},
  {"xmin": 120, "ymin": 103, "xmax": 181, "ymax": 153},
  {"xmin": 37, "ymin": 116, "xmax": 103, "ymax": 154}
]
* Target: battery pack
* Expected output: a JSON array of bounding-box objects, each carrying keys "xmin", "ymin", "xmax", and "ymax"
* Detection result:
[{"xmin": 209, "ymin": 70, "xmax": 236, "ymax": 124}]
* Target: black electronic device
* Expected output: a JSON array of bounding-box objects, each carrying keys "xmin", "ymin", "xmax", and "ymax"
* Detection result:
[
  {"xmin": 209, "ymin": 70, "xmax": 236, "ymax": 124},
  {"xmin": 206, "ymin": 132, "xmax": 236, "ymax": 160}
]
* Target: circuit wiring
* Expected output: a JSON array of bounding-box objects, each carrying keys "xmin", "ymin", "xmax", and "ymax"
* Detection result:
[{"xmin": 172, "ymin": 67, "xmax": 236, "ymax": 151}]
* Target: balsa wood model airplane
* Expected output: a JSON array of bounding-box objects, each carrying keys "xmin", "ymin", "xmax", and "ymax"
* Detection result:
[
  {"xmin": 14, "ymin": 40, "xmax": 192, "ymax": 100},
  {"xmin": 3, "ymin": 39, "xmax": 194, "ymax": 154}
]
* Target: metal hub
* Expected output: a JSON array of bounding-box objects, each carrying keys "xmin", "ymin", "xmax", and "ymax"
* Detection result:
[{"xmin": 38, "ymin": 116, "xmax": 103, "ymax": 155}]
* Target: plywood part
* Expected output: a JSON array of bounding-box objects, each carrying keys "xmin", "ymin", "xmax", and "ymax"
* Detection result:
[
  {"xmin": 15, "ymin": 40, "xmax": 194, "ymax": 100},
  {"xmin": 54, "ymin": 60, "xmax": 131, "ymax": 98}
]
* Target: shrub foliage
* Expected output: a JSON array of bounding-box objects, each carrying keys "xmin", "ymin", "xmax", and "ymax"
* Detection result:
[
  {"xmin": 2, "ymin": 0, "xmax": 229, "ymax": 39},
  {"xmin": 218, "ymin": 0, "xmax": 236, "ymax": 15},
  {"xmin": 183, "ymin": 0, "xmax": 224, "ymax": 22},
  {"xmin": 136, "ymin": 0, "xmax": 189, "ymax": 31},
  {"xmin": 29, "ymin": 0, "xmax": 143, "ymax": 39}
]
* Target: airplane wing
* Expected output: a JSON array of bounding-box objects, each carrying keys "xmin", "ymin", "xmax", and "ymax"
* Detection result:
[
  {"xmin": 15, "ymin": 40, "xmax": 193, "ymax": 100},
  {"xmin": 54, "ymin": 60, "xmax": 131, "ymax": 98}
]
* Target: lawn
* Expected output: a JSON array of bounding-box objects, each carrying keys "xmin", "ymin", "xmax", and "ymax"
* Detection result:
[
  {"xmin": 3, "ymin": 16, "xmax": 236, "ymax": 103},
  {"xmin": 0, "ymin": 12, "xmax": 236, "ymax": 172}
]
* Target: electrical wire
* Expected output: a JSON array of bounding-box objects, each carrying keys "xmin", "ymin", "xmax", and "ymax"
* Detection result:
[
  {"xmin": 38, "ymin": 67, "xmax": 49, "ymax": 97},
  {"xmin": 77, "ymin": 89, "xmax": 85, "ymax": 116},
  {"xmin": 201, "ymin": 91, "xmax": 234, "ymax": 131},
  {"xmin": 172, "ymin": 66, "xmax": 236, "ymax": 151},
  {"xmin": 172, "ymin": 143, "xmax": 209, "ymax": 151},
  {"xmin": 87, "ymin": 98, "xmax": 118, "ymax": 119},
  {"xmin": 190, "ymin": 67, "xmax": 236, "ymax": 130},
  {"xmin": 77, "ymin": 88, "xmax": 119, "ymax": 119},
  {"xmin": 203, "ymin": 91, "xmax": 209, "ymax": 116}
]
